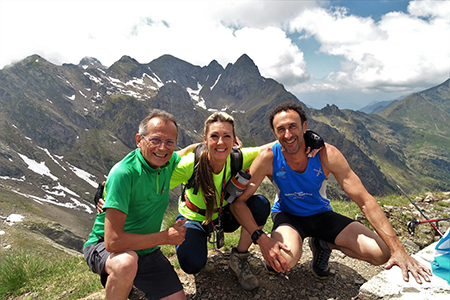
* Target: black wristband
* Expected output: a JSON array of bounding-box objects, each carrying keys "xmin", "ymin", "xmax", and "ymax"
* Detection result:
[{"xmin": 251, "ymin": 229, "xmax": 264, "ymax": 244}]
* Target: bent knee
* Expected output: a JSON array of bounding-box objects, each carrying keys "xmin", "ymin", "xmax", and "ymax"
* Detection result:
[
  {"xmin": 371, "ymin": 250, "xmax": 391, "ymax": 266},
  {"xmin": 179, "ymin": 258, "xmax": 206, "ymax": 274},
  {"xmin": 363, "ymin": 245, "xmax": 391, "ymax": 266},
  {"xmin": 107, "ymin": 251, "xmax": 138, "ymax": 278},
  {"xmin": 247, "ymin": 195, "xmax": 270, "ymax": 225},
  {"xmin": 177, "ymin": 251, "xmax": 206, "ymax": 274}
]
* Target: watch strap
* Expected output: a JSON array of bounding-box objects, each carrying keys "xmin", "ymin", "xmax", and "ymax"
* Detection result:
[{"xmin": 251, "ymin": 229, "xmax": 264, "ymax": 244}]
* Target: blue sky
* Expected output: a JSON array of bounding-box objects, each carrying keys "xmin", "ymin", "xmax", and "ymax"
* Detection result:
[
  {"xmin": 0, "ymin": 0, "xmax": 449, "ymax": 110},
  {"xmin": 293, "ymin": 1, "xmax": 410, "ymax": 78}
]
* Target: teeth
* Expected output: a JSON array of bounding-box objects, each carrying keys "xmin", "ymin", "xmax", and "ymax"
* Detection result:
[
  {"xmin": 285, "ymin": 137, "xmax": 296, "ymax": 144},
  {"xmin": 154, "ymin": 153, "xmax": 166, "ymax": 158}
]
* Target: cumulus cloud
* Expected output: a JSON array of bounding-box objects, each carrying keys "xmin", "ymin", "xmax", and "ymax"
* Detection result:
[
  {"xmin": 216, "ymin": 0, "xmax": 317, "ymax": 29},
  {"xmin": 0, "ymin": 0, "xmax": 311, "ymax": 85},
  {"xmin": 288, "ymin": 0, "xmax": 450, "ymax": 93}
]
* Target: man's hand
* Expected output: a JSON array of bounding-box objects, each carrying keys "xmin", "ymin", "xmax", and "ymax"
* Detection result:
[
  {"xmin": 94, "ymin": 181, "xmax": 106, "ymax": 214},
  {"xmin": 234, "ymin": 136, "xmax": 243, "ymax": 148},
  {"xmin": 385, "ymin": 250, "xmax": 432, "ymax": 284},
  {"xmin": 165, "ymin": 218, "xmax": 187, "ymax": 245},
  {"xmin": 306, "ymin": 147, "xmax": 321, "ymax": 157},
  {"xmin": 96, "ymin": 198, "xmax": 105, "ymax": 214},
  {"xmin": 258, "ymin": 234, "xmax": 291, "ymax": 273}
]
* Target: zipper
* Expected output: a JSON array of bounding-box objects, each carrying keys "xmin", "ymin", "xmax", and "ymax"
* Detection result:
[{"xmin": 157, "ymin": 170, "xmax": 160, "ymax": 195}]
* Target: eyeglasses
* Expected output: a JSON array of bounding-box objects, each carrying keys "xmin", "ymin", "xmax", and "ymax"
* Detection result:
[{"xmin": 141, "ymin": 135, "xmax": 176, "ymax": 149}]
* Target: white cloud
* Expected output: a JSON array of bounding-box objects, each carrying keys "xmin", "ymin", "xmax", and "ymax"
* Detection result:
[
  {"xmin": 0, "ymin": 0, "xmax": 311, "ymax": 84},
  {"xmin": 216, "ymin": 0, "xmax": 318, "ymax": 29},
  {"xmin": 408, "ymin": 0, "xmax": 450, "ymax": 18},
  {"xmin": 0, "ymin": 0, "xmax": 448, "ymax": 109},
  {"xmin": 288, "ymin": 0, "xmax": 450, "ymax": 94}
]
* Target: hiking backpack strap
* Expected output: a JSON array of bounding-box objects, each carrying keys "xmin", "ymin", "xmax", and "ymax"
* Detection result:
[
  {"xmin": 229, "ymin": 146, "xmax": 243, "ymax": 175},
  {"xmin": 182, "ymin": 145, "xmax": 243, "ymax": 196},
  {"xmin": 184, "ymin": 143, "xmax": 206, "ymax": 195}
]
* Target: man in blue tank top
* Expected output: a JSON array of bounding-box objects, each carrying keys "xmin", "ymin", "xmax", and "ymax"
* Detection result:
[{"xmin": 231, "ymin": 102, "xmax": 432, "ymax": 285}]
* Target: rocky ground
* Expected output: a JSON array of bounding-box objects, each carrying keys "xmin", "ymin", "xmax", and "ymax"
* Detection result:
[{"xmin": 81, "ymin": 192, "xmax": 450, "ymax": 300}]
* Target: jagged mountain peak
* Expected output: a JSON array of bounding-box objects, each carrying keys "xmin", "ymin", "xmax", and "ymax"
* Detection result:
[
  {"xmin": 78, "ymin": 57, "xmax": 105, "ymax": 70},
  {"xmin": 117, "ymin": 55, "xmax": 139, "ymax": 64},
  {"xmin": 150, "ymin": 54, "xmax": 190, "ymax": 65},
  {"xmin": 206, "ymin": 59, "xmax": 222, "ymax": 68},
  {"xmin": 234, "ymin": 53, "xmax": 255, "ymax": 66},
  {"xmin": 14, "ymin": 54, "xmax": 54, "ymax": 69},
  {"xmin": 225, "ymin": 53, "xmax": 261, "ymax": 78},
  {"xmin": 204, "ymin": 54, "xmax": 266, "ymax": 110},
  {"xmin": 321, "ymin": 104, "xmax": 344, "ymax": 114},
  {"xmin": 107, "ymin": 55, "xmax": 142, "ymax": 79}
]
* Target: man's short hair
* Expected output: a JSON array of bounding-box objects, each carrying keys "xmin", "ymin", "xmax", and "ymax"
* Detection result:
[
  {"xmin": 269, "ymin": 102, "xmax": 307, "ymax": 130},
  {"xmin": 138, "ymin": 109, "xmax": 178, "ymax": 136}
]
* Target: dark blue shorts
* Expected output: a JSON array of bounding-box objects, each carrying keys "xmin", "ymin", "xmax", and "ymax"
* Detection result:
[
  {"xmin": 83, "ymin": 238, "xmax": 183, "ymax": 300},
  {"xmin": 272, "ymin": 210, "xmax": 355, "ymax": 244}
]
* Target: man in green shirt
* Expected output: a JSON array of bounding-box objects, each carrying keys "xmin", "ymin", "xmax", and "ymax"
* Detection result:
[{"xmin": 84, "ymin": 109, "xmax": 187, "ymax": 300}]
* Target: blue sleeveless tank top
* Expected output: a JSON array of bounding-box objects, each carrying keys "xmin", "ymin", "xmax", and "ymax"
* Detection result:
[{"xmin": 271, "ymin": 143, "xmax": 332, "ymax": 216}]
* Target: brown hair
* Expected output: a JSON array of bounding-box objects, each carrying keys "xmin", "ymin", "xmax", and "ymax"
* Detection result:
[
  {"xmin": 269, "ymin": 102, "xmax": 307, "ymax": 130},
  {"xmin": 197, "ymin": 112, "xmax": 235, "ymax": 224}
]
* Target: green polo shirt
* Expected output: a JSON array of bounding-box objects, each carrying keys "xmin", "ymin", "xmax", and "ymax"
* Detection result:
[{"xmin": 84, "ymin": 148, "xmax": 181, "ymax": 256}]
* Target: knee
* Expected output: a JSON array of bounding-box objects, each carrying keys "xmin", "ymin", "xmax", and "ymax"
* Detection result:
[
  {"xmin": 108, "ymin": 252, "xmax": 138, "ymax": 280},
  {"xmin": 247, "ymin": 195, "xmax": 270, "ymax": 225},
  {"xmin": 360, "ymin": 241, "xmax": 391, "ymax": 266},
  {"xmin": 372, "ymin": 248, "xmax": 391, "ymax": 266},
  {"xmin": 177, "ymin": 247, "xmax": 206, "ymax": 274},
  {"xmin": 178, "ymin": 254, "xmax": 206, "ymax": 274}
]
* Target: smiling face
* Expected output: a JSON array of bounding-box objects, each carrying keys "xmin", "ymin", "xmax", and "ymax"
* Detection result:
[
  {"xmin": 136, "ymin": 117, "xmax": 178, "ymax": 169},
  {"xmin": 272, "ymin": 109, "xmax": 307, "ymax": 155},
  {"xmin": 203, "ymin": 121, "xmax": 236, "ymax": 167}
]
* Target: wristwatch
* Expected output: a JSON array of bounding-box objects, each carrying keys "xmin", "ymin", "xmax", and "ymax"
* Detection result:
[{"xmin": 251, "ymin": 229, "xmax": 265, "ymax": 244}]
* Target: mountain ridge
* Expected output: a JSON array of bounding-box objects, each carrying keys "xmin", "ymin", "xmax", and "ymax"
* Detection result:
[{"xmin": 0, "ymin": 53, "xmax": 449, "ymax": 254}]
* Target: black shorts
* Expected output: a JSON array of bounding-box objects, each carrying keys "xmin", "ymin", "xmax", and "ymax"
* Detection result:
[
  {"xmin": 272, "ymin": 211, "xmax": 355, "ymax": 244},
  {"xmin": 83, "ymin": 238, "xmax": 183, "ymax": 300}
]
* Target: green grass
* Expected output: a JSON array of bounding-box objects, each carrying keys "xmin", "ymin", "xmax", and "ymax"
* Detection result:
[
  {"xmin": 0, "ymin": 250, "xmax": 102, "ymax": 299},
  {"xmin": 438, "ymin": 201, "xmax": 449, "ymax": 208}
]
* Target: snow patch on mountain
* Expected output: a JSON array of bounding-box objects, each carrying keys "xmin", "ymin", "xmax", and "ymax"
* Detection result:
[{"xmin": 17, "ymin": 152, "xmax": 58, "ymax": 181}]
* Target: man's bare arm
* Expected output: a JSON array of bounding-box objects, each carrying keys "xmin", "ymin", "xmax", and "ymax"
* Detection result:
[
  {"xmin": 321, "ymin": 144, "xmax": 432, "ymax": 283},
  {"xmin": 231, "ymin": 147, "xmax": 291, "ymax": 273},
  {"xmin": 231, "ymin": 148, "xmax": 273, "ymax": 234},
  {"xmin": 104, "ymin": 208, "xmax": 186, "ymax": 253},
  {"xmin": 175, "ymin": 143, "xmax": 199, "ymax": 157}
]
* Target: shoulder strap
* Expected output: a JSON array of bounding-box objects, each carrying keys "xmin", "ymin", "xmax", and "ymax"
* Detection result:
[
  {"xmin": 229, "ymin": 147, "xmax": 243, "ymax": 176},
  {"xmin": 184, "ymin": 143, "xmax": 205, "ymax": 195},
  {"xmin": 183, "ymin": 145, "xmax": 243, "ymax": 197}
]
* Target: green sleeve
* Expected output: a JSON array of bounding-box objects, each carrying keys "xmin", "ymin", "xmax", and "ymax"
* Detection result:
[
  {"xmin": 241, "ymin": 146, "xmax": 261, "ymax": 170},
  {"xmin": 102, "ymin": 165, "xmax": 133, "ymax": 215},
  {"xmin": 170, "ymin": 152, "xmax": 195, "ymax": 189}
]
